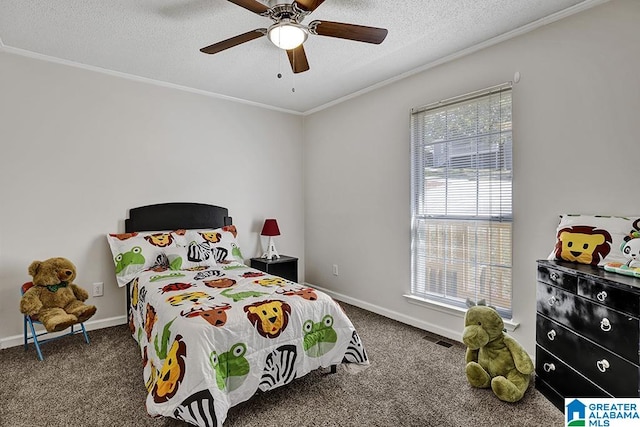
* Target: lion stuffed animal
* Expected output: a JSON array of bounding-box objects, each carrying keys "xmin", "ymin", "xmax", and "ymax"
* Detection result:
[
  {"xmin": 463, "ymin": 300, "xmax": 533, "ymax": 402},
  {"xmin": 20, "ymin": 257, "xmax": 97, "ymax": 332}
]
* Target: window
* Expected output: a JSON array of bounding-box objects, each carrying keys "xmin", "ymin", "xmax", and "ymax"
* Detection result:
[{"xmin": 410, "ymin": 83, "xmax": 513, "ymax": 318}]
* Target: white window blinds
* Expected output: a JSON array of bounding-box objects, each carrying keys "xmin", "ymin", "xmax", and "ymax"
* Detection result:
[{"xmin": 410, "ymin": 83, "xmax": 513, "ymax": 317}]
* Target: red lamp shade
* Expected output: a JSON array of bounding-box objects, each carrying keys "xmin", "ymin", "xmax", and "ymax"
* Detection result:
[{"xmin": 261, "ymin": 219, "xmax": 281, "ymax": 237}]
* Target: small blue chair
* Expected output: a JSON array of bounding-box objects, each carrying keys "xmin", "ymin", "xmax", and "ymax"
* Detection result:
[{"xmin": 21, "ymin": 281, "xmax": 90, "ymax": 361}]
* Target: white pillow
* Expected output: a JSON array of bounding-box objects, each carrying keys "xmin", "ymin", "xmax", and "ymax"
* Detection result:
[
  {"xmin": 106, "ymin": 231, "xmax": 184, "ymax": 287},
  {"xmin": 547, "ymin": 214, "xmax": 640, "ymax": 267}
]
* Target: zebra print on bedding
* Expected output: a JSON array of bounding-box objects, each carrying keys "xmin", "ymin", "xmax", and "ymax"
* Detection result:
[
  {"xmin": 173, "ymin": 389, "xmax": 218, "ymax": 427},
  {"xmin": 259, "ymin": 344, "xmax": 298, "ymax": 392},
  {"xmin": 342, "ymin": 331, "xmax": 368, "ymax": 364}
]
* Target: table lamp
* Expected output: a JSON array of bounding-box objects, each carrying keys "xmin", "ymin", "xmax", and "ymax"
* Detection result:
[{"xmin": 261, "ymin": 218, "xmax": 281, "ymax": 260}]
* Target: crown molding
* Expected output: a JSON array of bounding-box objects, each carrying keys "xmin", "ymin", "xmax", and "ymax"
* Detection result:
[{"xmin": 0, "ymin": 45, "xmax": 303, "ymax": 116}]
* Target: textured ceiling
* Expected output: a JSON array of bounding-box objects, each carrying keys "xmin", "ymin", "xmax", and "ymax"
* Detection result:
[{"xmin": 0, "ymin": 0, "xmax": 600, "ymax": 113}]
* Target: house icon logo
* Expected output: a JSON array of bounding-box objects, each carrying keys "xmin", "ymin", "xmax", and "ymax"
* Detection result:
[{"xmin": 566, "ymin": 399, "xmax": 586, "ymax": 426}]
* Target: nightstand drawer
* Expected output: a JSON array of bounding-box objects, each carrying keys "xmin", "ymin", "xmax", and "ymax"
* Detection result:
[
  {"xmin": 250, "ymin": 256, "xmax": 298, "ymax": 282},
  {"xmin": 537, "ymin": 282, "xmax": 639, "ymax": 362},
  {"xmin": 535, "ymin": 345, "xmax": 610, "ymax": 399},
  {"xmin": 536, "ymin": 314, "xmax": 639, "ymax": 396}
]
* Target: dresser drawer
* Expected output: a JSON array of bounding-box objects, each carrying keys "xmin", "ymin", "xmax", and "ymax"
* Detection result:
[
  {"xmin": 538, "ymin": 264, "xmax": 577, "ymax": 293},
  {"xmin": 537, "ymin": 282, "xmax": 640, "ymax": 363},
  {"xmin": 535, "ymin": 376, "xmax": 564, "ymax": 412},
  {"xmin": 535, "ymin": 345, "xmax": 610, "ymax": 399},
  {"xmin": 536, "ymin": 314, "xmax": 639, "ymax": 396},
  {"xmin": 578, "ymin": 277, "xmax": 640, "ymax": 316}
]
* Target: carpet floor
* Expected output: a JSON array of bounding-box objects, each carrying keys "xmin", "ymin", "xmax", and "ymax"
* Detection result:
[{"xmin": 1, "ymin": 303, "xmax": 563, "ymax": 426}]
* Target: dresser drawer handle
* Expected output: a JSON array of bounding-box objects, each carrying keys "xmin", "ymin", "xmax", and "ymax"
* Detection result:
[
  {"xmin": 597, "ymin": 359, "xmax": 610, "ymax": 373},
  {"xmin": 600, "ymin": 318, "xmax": 611, "ymax": 332},
  {"xmin": 550, "ymin": 272, "xmax": 559, "ymax": 281},
  {"xmin": 547, "ymin": 296, "xmax": 558, "ymax": 306},
  {"xmin": 596, "ymin": 291, "xmax": 608, "ymax": 302},
  {"xmin": 547, "ymin": 330, "xmax": 556, "ymax": 341},
  {"xmin": 543, "ymin": 363, "xmax": 556, "ymax": 373}
]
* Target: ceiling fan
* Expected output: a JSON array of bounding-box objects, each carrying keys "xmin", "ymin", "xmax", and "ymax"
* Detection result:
[{"xmin": 200, "ymin": 0, "xmax": 388, "ymax": 74}]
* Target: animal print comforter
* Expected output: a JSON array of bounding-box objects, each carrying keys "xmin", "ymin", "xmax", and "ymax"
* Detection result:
[{"xmin": 128, "ymin": 261, "xmax": 369, "ymax": 426}]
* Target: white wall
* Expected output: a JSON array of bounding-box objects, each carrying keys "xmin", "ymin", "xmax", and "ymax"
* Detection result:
[
  {"xmin": 2, "ymin": 0, "xmax": 638, "ymax": 355},
  {"xmin": 0, "ymin": 51, "xmax": 304, "ymax": 345},
  {"xmin": 303, "ymin": 0, "xmax": 640, "ymax": 354}
]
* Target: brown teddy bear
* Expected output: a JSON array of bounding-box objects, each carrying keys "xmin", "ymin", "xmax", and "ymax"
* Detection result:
[{"xmin": 20, "ymin": 257, "xmax": 97, "ymax": 332}]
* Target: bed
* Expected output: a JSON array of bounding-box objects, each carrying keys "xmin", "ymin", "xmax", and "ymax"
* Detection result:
[{"xmin": 107, "ymin": 202, "xmax": 369, "ymax": 427}]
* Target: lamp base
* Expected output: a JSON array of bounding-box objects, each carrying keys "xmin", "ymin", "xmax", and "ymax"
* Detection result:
[{"xmin": 262, "ymin": 238, "xmax": 280, "ymax": 260}]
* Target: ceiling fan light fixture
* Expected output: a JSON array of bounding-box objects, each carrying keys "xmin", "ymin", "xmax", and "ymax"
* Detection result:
[{"xmin": 268, "ymin": 21, "xmax": 308, "ymax": 50}]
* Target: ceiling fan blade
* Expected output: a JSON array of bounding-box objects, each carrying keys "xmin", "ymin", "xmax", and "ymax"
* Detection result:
[
  {"xmin": 287, "ymin": 44, "xmax": 310, "ymax": 74},
  {"xmin": 227, "ymin": 0, "xmax": 270, "ymax": 15},
  {"xmin": 200, "ymin": 29, "xmax": 266, "ymax": 54},
  {"xmin": 294, "ymin": 0, "xmax": 325, "ymax": 12},
  {"xmin": 309, "ymin": 20, "xmax": 388, "ymax": 44}
]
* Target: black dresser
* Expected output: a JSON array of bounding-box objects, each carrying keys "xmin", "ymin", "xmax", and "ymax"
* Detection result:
[{"xmin": 535, "ymin": 260, "xmax": 640, "ymax": 411}]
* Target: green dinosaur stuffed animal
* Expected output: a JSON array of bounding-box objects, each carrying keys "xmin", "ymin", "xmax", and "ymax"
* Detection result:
[{"xmin": 462, "ymin": 300, "xmax": 533, "ymax": 402}]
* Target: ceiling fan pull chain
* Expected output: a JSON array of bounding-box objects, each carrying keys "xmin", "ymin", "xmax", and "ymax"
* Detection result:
[{"xmin": 291, "ymin": 56, "xmax": 296, "ymax": 92}]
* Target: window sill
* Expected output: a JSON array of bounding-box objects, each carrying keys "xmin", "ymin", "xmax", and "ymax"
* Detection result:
[{"xmin": 403, "ymin": 294, "xmax": 520, "ymax": 332}]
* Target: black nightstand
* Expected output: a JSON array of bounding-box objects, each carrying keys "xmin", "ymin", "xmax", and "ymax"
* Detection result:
[{"xmin": 250, "ymin": 255, "xmax": 298, "ymax": 282}]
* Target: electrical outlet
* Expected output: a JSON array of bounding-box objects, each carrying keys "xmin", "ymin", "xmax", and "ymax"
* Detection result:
[
  {"xmin": 92, "ymin": 282, "xmax": 104, "ymax": 297},
  {"xmin": 332, "ymin": 264, "xmax": 339, "ymax": 276}
]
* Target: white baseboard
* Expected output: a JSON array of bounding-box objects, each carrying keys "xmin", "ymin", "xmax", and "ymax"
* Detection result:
[
  {"xmin": 0, "ymin": 315, "xmax": 127, "ymax": 350},
  {"xmin": 306, "ymin": 282, "xmax": 539, "ymax": 364},
  {"xmin": 305, "ymin": 282, "xmax": 464, "ymax": 343}
]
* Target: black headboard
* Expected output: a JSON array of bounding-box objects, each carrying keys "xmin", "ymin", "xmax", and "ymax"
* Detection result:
[
  {"xmin": 125, "ymin": 202, "xmax": 232, "ymax": 233},
  {"xmin": 123, "ymin": 202, "xmax": 232, "ymax": 317}
]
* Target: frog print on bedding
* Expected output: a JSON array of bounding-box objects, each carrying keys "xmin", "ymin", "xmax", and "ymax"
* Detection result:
[
  {"xmin": 209, "ymin": 343, "xmax": 250, "ymax": 391},
  {"xmin": 303, "ymin": 314, "xmax": 337, "ymax": 357},
  {"xmin": 114, "ymin": 246, "xmax": 145, "ymax": 276}
]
